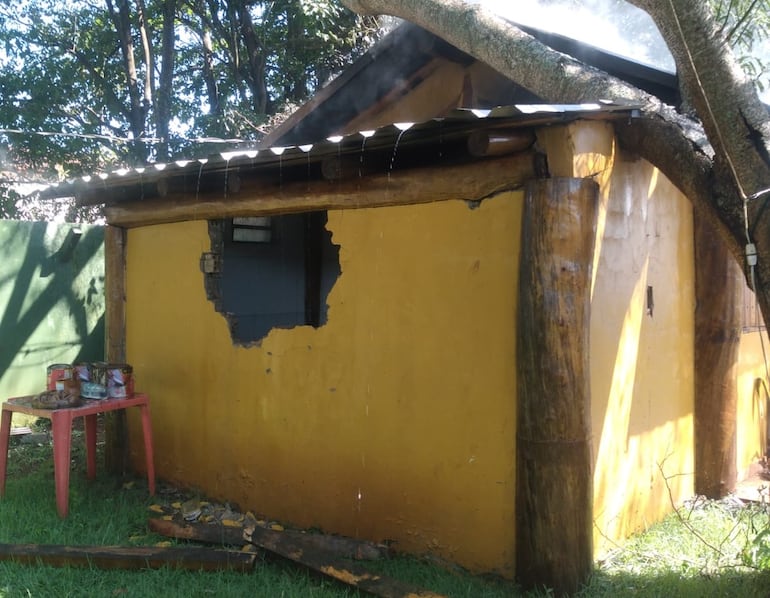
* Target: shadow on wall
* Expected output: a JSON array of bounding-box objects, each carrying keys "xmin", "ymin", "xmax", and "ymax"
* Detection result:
[{"xmin": 0, "ymin": 221, "xmax": 105, "ymax": 397}]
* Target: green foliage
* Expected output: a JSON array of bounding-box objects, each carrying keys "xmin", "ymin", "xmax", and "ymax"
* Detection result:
[
  {"xmin": 0, "ymin": 0, "xmax": 381, "ymax": 180},
  {"xmin": 711, "ymin": 0, "xmax": 770, "ymax": 92},
  {"xmin": 175, "ymin": 0, "xmax": 378, "ymax": 150},
  {"xmin": 744, "ymin": 526, "xmax": 770, "ymax": 569},
  {"xmin": 0, "ymin": 431, "xmax": 514, "ymax": 597},
  {"xmin": 576, "ymin": 496, "xmax": 770, "ymax": 597},
  {"xmin": 740, "ymin": 495, "xmax": 770, "ymax": 570},
  {"xmin": 3, "ymin": 436, "xmax": 770, "ymax": 596}
]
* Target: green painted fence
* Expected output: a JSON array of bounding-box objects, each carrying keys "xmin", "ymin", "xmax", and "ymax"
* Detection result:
[{"xmin": 0, "ymin": 220, "xmax": 104, "ymax": 405}]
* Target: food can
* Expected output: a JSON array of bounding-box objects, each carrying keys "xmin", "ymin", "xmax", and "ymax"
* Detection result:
[
  {"xmin": 46, "ymin": 364, "xmax": 72, "ymax": 391},
  {"xmin": 106, "ymin": 364, "xmax": 134, "ymax": 398}
]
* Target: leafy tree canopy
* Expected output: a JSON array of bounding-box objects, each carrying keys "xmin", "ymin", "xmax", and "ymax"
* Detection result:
[{"xmin": 0, "ymin": 0, "xmax": 380, "ymax": 191}]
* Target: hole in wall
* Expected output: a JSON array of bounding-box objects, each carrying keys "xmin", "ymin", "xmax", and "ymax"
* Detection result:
[
  {"xmin": 646, "ymin": 285, "xmax": 654, "ymax": 317},
  {"xmin": 202, "ymin": 211, "xmax": 340, "ymax": 345}
]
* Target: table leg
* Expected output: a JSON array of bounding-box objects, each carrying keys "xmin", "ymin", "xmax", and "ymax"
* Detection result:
[
  {"xmin": 51, "ymin": 410, "xmax": 74, "ymax": 518},
  {"xmin": 139, "ymin": 404, "xmax": 155, "ymax": 496},
  {"xmin": 84, "ymin": 414, "xmax": 98, "ymax": 480},
  {"xmin": 0, "ymin": 409, "xmax": 11, "ymax": 497}
]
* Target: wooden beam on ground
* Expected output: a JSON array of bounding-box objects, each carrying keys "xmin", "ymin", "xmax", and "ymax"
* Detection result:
[
  {"xmin": 148, "ymin": 518, "xmax": 388, "ymax": 560},
  {"xmin": 149, "ymin": 518, "xmax": 444, "ymax": 598},
  {"xmin": 694, "ymin": 210, "xmax": 742, "ymax": 498},
  {"xmin": 105, "ymin": 151, "xmax": 542, "ymax": 228},
  {"xmin": 0, "ymin": 543, "xmax": 255, "ymax": 572},
  {"xmin": 515, "ymin": 177, "xmax": 598, "ymax": 595}
]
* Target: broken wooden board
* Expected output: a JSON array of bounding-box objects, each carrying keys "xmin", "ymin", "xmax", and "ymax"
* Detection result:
[
  {"xmin": 147, "ymin": 517, "xmax": 388, "ymax": 560},
  {"xmin": 0, "ymin": 543, "xmax": 255, "ymax": 572},
  {"xmin": 149, "ymin": 518, "xmax": 445, "ymax": 598}
]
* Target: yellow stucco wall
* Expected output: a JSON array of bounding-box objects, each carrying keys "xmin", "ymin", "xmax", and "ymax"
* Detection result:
[
  {"xmin": 539, "ymin": 122, "xmax": 696, "ymax": 556},
  {"xmin": 125, "ymin": 194, "xmax": 522, "ymax": 575},
  {"xmin": 122, "ymin": 119, "xmax": 767, "ymax": 574},
  {"xmin": 737, "ymin": 329, "xmax": 769, "ymax": 475},
  {"xmin": 590, "ymin": 157, "xmax": 696, "ymax": 556}
]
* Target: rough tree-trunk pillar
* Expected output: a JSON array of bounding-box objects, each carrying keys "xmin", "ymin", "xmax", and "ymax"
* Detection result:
[
  {"xmin": 694, "ymin": 211, "xmax": 742, "ymax": 498},
  {"xmin": 516, "ymin": 177, "xmax": 598, "ymax": 595},
  {"xmin": 104, "ymin": 225, "xmax": 128, "ymax": 474}
]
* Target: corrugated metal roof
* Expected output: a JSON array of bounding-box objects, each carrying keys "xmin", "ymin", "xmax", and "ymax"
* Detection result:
[{"xmin": 39, "ymin": 102, "xmax": 639, "ymax": 204}]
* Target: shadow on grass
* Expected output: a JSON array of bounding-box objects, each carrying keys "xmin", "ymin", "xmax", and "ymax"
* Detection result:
[{"xmin": 2, "ymin": 433, "xmax": 770, "ymax": 597}]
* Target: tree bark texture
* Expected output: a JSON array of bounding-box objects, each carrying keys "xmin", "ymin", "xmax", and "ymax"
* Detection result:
[
  {"xmin": 104, "ymin": 225, "xmax": 128, "ymax": 475},
  {"xmin": 155, "ymin": 0, "xmax": 177, "ymax": 162},
  {"xmin": 107, "ymin": 0, "xmax": 148, "ymax": 162},
  {"xmin": 516, "ymin": 178, "xmax": 598, "ymax": 594},
  {"xmin": 694, "ymin": 210, "xmax": 742, "ymax": 498}
]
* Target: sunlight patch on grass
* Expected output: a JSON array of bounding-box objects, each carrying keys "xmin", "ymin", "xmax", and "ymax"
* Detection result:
[{"xmin": 2, "ymin": 431, "xmax": 770, "ymax": 596}]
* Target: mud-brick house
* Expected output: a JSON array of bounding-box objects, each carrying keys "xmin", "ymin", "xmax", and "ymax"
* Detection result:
[{"xmin": 41, "ymin": 21, "xmax": 768, "ymax": 591}]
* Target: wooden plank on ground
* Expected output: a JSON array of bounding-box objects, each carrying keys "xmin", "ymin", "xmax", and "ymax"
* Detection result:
[
  {"xmin": 0, "ymin": 543, "xmax": 255, "ymax": 572},
  {"xmin": 147, "ymin": 518, "xmax": 388, "ymax": 560},
  {"xmin": 149, "ymin": 518, "xmax": 444, "ymax": 598}
]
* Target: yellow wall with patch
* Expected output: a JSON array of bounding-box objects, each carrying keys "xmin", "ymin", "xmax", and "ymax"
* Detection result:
[
  {"xmin": 125, "ymin": 194, "xmax": 522, "ymax": 576},
  {"xmin": 122, "ymin": 120, "xmax": 767, "ymax": 574}
]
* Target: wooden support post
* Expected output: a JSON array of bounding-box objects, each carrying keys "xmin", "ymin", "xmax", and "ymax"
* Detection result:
[
  {"xmin": 694, "ymin": 211, "xmax": 742, "ymax": 498},
  {"xmin": 104, "ymin": 225, "xmax": 128, "ymax": 474},
  {"xmin": 515, "ymin": 177, "xmax": 598, "ymax": 595}
]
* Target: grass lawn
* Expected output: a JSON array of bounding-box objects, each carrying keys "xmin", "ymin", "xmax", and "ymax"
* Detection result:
[{"xmin": 0, "ymin": 418, "xmax": 769, "ymax": 597}]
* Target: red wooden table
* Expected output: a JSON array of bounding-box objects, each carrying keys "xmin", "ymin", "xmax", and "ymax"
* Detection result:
[{"xmin": 0, "ymin": 393, "xmax": 155, "ymax": 518}]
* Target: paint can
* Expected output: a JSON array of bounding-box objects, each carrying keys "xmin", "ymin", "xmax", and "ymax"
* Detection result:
[
  {"xmin": 46, "ymin": 364, "xmax": 72, "ymax": 391},
  {"xmin": 80, "ymin": 381, "xmax": 108, "ymax": 400},
  {"xmin": 92, "ymin": 362, "xmax": 107, "ymax": 385},
  {"xmin": 73, "ymin": 362, "xmax": 92, "ymax": 384},
  {"xmin": 106, "ymin": 364, "xmax": 134, "ymax": 398}
]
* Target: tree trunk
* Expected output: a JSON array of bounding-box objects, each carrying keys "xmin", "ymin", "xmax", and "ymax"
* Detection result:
[
  {"xmin": 201, "ymin": 29, "xmax": 221, "ymax": 118},
  {"xmin": 516, "ymin": 178, "xmax": 597, "ymax": 595},
  {"xmin": 155, "ymin": 0, "xmax": 177, "ymax": 162},
  {"xmin": 236, "ymin": 1, "xmax": 268, "ymax": 115},
  {"xmin": 135, "ymin": 0, "xmax": 155, "ymax": 111},
  {"xmin": 107, "ymin": 0, "xmax": 148, "ymax": 163},
  {"xmin": 694, "ymin": 210, "xmax": 742, "ymax": 497}
]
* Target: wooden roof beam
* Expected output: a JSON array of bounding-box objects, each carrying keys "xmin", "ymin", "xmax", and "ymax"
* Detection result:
[{"xmin": 105, "ymin": 150, "xmax": 544, "ymax": 228}]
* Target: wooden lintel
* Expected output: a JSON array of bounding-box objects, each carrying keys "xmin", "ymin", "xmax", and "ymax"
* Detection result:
[{"xmin": 105, "ymin": 151, "xmax": 541, "ymax": 227}]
